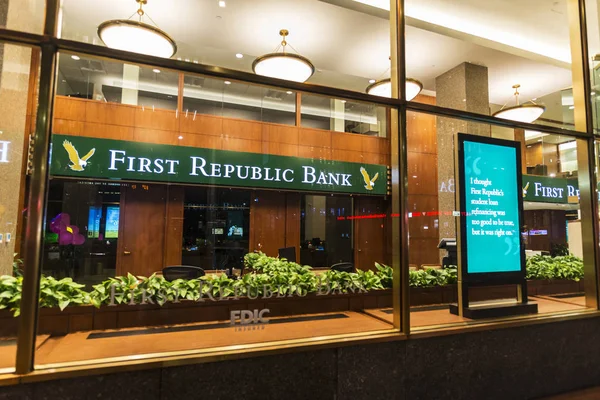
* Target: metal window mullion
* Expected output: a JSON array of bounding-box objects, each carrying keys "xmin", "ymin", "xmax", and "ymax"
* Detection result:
[
  {"xmin": 15, "ymin": 42, "xmax": 57, "ymax": 375},
  {"xmin": 390, "ymin": 0, "xmax": 409, "ymax": 333},
  {"xmin": 15, "ymin": 0, "xmax": 60, "ymax": 375}
]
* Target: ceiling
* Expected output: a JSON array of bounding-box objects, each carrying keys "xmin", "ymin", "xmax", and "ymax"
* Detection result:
[{"xmin": 58, "ymin": 0, "xmax": 574, "ymax": 111}]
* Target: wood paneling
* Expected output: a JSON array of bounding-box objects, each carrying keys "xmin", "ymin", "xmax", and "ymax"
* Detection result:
[
  {"xmin": 407, "ymin": 152, "xmax": 438, "ymax": 196},
  {"xmin": 85, "ymin": 101, "xmax": 135, "ymax": 126},
  {"xmin": 133, "ymin": 107, "xmax": 178, "ymax": 131},
  {"xmin": 354, "ymin": 197, "xmax": 391, "ymax": 270},
  {"xmin": 250, "ymin": 191, "xmax": 286, "ymax": 257},
  {"xmin": 407, "ymin": 98, "xmax": 439, "ymax": 267},
  {"xmin": 285, "ymin": 193, "xmax": 301, "ymax": 259},
  {"xmin": 117, "ymin": 184, "xmax": 167, "ymax": 276},
  {"xmin": 179, "ymin": 114, "xmax": 223, "ymax": 136},
  {"xmin": 164, "ymin": 186, "xmax": 184, "ymax": 266},
  {"xmin": 53, "ymin": 96, "xmax": 391, "ymax": 167}
]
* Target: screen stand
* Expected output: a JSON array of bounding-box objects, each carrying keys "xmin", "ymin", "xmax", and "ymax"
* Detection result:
[{"xmin": 449, "ymin": 280, "xmax": 538, "ymax": 319}]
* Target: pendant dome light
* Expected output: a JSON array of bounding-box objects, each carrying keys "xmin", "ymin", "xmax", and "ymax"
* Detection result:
[
  {"xmin": 252, "ymin": 29, "xmax": 315, "ymax": 83},
  {"xmin": 492, "ymin": 84, "xmax": 545, "ymax": 123},
  {"xmin": 98, "ymin": 0, "xmax": 177, "ymax": 58},
  {"xmin": 366, "ymin": 78, "xmax": 423, "ymax": 101}
]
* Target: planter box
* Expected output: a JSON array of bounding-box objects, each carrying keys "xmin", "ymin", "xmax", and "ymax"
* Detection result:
[
  {"xmin": 1, "ymin": 289, "xmax": 393, "ymax": 336},
  {"xmin": 527, "ymin": 279, "xmax": 584, "ymax": 296},
  {"xmin": 0, "ymin": 278, "xmax": 585, "ymax": 337}
]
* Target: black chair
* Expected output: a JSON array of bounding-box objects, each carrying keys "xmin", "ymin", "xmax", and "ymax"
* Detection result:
[
  {"xmin": 330, "ymin": 262, "xmax": 354, "ymax": 273},
  {"xmin": 162, "ymin": 265, "xmax": 205, "ymax": 281},
  {"xmin": 278, "ymin": 247, "xmax": 296, "ymax": 263}
]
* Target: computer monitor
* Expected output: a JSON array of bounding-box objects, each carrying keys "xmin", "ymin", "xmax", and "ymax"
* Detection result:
[
  {"xmin": 438, "ymin": 238, "xmax": 457, "ymax": 268},
  {"xmin": 278, "ymin": 247, "xmax": 296, "ymax": 263}
]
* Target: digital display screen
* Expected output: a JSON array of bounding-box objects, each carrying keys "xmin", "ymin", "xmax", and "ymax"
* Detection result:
[
  {"xmin": 105, "ymin": 206, "xmax": 120, "ymax": 239},
  {"xmin": 87, "ymin": 206, "xmax": 102, "ymax": 238},
  {"xmin": 461, "ymin": 137, "xmax": 523, "ymax": 275},
  {"xmin": 228, "ymin": 226, "xmax": 243, "ymax": 236}
]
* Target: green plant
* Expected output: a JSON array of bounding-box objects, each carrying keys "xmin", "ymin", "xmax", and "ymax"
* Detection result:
[
  {"xmin": 13, "ymin": 254, "xmax": 23, "ymax": 277},
  {"xmin": 39, "ymin": 276, "xmax": 90, "ymax": 311},
  {"xmin": 0, "ymin": 275, "xmax": 22, "ymax": 316},
  {"xmin": 375, "ymin": 262, "xmax": 393, "ymax": 288},
  {"xmin": 408, "ymin": 266, "xmax": 457, "ymax": 288},
  {"xmin": 526, "ymin": 254, "xmax": 583, "ymax": 281}
]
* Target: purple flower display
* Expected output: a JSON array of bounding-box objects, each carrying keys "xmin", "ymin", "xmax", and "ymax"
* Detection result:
[{"xmin": 50, "ymin": 213, "xmax": 85, "ymax": 246}]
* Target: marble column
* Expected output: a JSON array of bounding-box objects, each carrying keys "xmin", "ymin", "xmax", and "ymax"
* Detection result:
[
  {"xmin": 0, "ymin": 1, "xmax": 40, "ymax": 274},
  {"xmin": 436, "ymin": 62, "xmax": 491, "ymax": 260}
]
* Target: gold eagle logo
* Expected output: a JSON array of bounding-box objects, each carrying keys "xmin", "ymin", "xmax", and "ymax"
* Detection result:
[
  {"xmin": 360, "ymin": 167, "xmax": 379, "ymax": 191},
  {"xmin": 62, "ymin": 140, "xmax": 95, "ymax": 171},
  {"xmin": 522, "ymin": 182, "xmax": 530, "ymax": 198}
]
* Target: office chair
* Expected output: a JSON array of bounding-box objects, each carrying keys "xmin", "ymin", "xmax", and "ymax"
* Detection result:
[
  {"xmin": 278, "ymin": 247, "xmax": 297, "ymax": 263},
  {"xmin": 330, "ymin": 262, "xmax": 355, "ymax": 273},
  {"xmin": 162, "ymin": 265, "xmax": 205, "ymax": 281}
]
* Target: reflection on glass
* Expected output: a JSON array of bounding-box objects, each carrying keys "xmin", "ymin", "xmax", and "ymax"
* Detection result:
[
  {"xmin": 407, "ymin": 112, "xmax": 590, "ymax": 331},
  {"xmin": 301, "ymin": 94, "xmax": 388, "ymax": 137}
]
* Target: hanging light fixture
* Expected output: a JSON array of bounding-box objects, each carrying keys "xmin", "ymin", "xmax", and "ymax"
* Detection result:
[
  {"xmin": 252, "ymin": 29, "xmax": 315, "ymax": 83},
  {"xmin": 98, "ymin": 0, "xmax": 177, "ymax": 58},
  {"xmin": 492, "ymin": 84, "xmax": 545, "ymax": 123},
  {"xmin": 366, "ymin": 78, "xmax": 423, "ymax": 101}
]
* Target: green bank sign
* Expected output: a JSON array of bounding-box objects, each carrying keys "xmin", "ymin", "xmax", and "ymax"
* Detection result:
[
  {"xmin": 522, "ymin": 175, "xmax": 579, "ymax": 204},
  {"xmin": 49, "ymin": 134, "xmax": 388, "ymax": 195}
]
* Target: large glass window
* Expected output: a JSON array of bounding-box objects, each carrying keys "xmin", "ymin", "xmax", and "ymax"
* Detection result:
[
  {"xmin": 0, "ymin": 44, "xmax": 39, "ymax": 373},
  {"xmin": 33, "ymin": 52, "xmax": 396, "ymax": 368},
  {"xmin": 406, "ymin": 111, "xmax": 592, "ymax": 331}
]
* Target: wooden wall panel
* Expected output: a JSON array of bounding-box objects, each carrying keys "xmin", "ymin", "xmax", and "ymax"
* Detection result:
[
  {"xmin": 179, "ymin": 114, "xmax": 223, "ymax": 136},
  {"xmin": 407, "ymin": 110, "xmax": 436, "ymax": 154},
  {"xmin": 53, "ymin": 97, "xmax": 391, "ymax": 168},
  {"xmin": 299, "ymin": 128, "xmax": 331, "ymax": 147},
  {"xmin": 133, "ymin": 108, "xmax": 178, "ymax": 131},
  {"xmin": 116, "ymin": 184, "xmax": 167, "ymax": 277},
  {"xmin": 263, "ymin": 124, "xmax": 299, "ymax": 145},
  {"xmin": 223, "ymin": 119, "xmax": 262, "ymax": 141},
  {"xmin": 285, "ymin": 193, "xmax": 301, "ymax": 260},
  {"xmin": 354, "ymin": 197, "xmax": 390, "ymax": 270},
  {"xmin": 133, "ymin": 128, "xmax": 178, "ymax": 145},
  {"xmin": 407, "ymin": 152, "xmax": 438, "ymax": 196},
  {"xmin": 249, "ymin": 191, "xmax": 287, "ymax": 257},
  {"xmin": 163, "ymin": 186, "xmax": 185, "ymax": 266},
  {"xmin": 83, "ymin": 122, "xmax": 133, "ymax": 140},
  {"xmin": 53, "ymin": 96, "xmax": 86, "ymax": 120},
  {"xmin": 407, "ymin": 96, "xmax": 439, "ymax": 267},
  {"xmin": 85, "ymin": 101, "xmax": 135, "ymax": 126}
]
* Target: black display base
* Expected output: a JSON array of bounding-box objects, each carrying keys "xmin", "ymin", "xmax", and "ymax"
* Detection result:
[{"xmin": 449, "ymin": 301, "xmax": 538, "ymax": 319}]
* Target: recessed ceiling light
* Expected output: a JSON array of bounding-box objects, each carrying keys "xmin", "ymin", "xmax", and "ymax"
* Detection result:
[
  {"xmin": 286, "ymin": 91, "xmax": 293, "ymax": 94},
  {"xmin": 341, "ymin": 100, "xmax": 347, "ymax": 103},
  {"xmin": 71, "ymin": 55, "xmax": 80, "ymax": 60},
  {"xmin": 368, "ymin": 79, "xmax": 376, "ymax": 84},
  {"xmin": 236, "ymin": 53, "xmax": 243, "ymax": 59},
  {"xmin": 224, "ymin": 81, "xmax": 231, "ymax": 85},
  {"xmin": 219, "ymin": 0, "xmax": 226, "ymax": 7},
  {"xmin": 152, "ymin": 68, "xmax": 160, "ymax": 73}
]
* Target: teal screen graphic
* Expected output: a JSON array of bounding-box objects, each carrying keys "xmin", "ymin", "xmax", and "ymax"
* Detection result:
[{"xmin": 463, "ymin": 140, "xmax": 522, "ymax": 273}]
